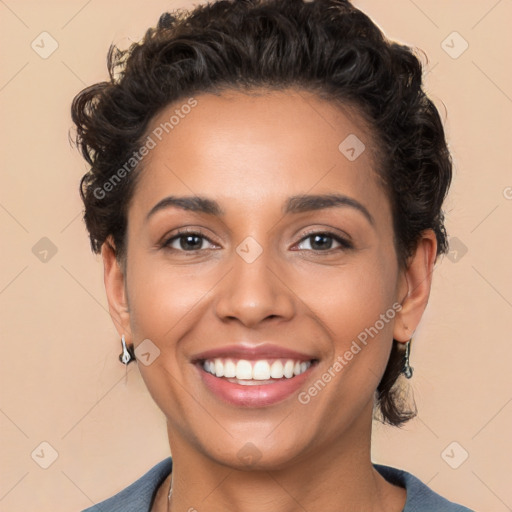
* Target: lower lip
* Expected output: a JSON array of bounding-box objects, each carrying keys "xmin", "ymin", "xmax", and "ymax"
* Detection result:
[{"xmin": 197, "ymin": 364, "xmax": 316, "ymax": 407}]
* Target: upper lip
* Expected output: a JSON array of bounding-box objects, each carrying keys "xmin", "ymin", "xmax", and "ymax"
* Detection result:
[{"xmin": 191, "ymin": 343, "xmax": 317, "ymax": 362}]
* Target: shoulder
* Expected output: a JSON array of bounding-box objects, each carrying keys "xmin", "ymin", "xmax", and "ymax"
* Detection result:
[
  {"xmin": 374, "ymin": 464, "xmax": 476, "ymax": 512},
  {"xmin": 80, "ymin": 457, "xmax": 173, "ymax": 512}
]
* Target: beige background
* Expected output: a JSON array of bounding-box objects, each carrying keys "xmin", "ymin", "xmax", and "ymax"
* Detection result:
[{"xmin": 1, "ymin": 0, "xmax": 511, "ymax": 510}]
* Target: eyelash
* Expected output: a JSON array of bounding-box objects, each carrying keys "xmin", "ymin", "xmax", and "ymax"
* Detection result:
[{"xmin": 161, "ymin": 228, "xmax": 353, "ymax": 254}]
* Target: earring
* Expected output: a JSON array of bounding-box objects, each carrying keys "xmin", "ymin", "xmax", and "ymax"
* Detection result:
[
  {"xmin": 402, "ymin": 338, "xmax": 414, "ymax": 379},
  {"xmin": 119, "ymin": 335, "xmax": 135, "ymax": 365}
]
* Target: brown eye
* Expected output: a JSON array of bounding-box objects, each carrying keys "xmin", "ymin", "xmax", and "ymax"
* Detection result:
[
  {"xmin": 163, "ymin": 230, "xmax": 217, "ymax": 252},
  {"xmin": 295, "ymin": 231, "xmax": 353, "ymax": 252}
]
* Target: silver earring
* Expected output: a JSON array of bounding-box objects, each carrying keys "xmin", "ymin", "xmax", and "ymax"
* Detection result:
[
  {"xmin": 402, "ymin": 338, "xmax": 413, "ymax": 379},
  {"xmin": 119, "ymin": 335, "xmax": 135, "ymax": 365}
]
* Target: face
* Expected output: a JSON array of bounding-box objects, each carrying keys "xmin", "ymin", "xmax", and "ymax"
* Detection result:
[{"xmin": 106, "ymin": 89, "xmax": 424, "ymax": 469}]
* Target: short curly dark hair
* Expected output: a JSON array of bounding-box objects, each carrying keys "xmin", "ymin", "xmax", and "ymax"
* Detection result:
[{"xmin": 71, "ymin": 0, "xmax": 452, "ymax": 426}]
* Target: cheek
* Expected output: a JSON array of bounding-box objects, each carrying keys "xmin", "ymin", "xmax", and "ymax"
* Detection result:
[
  {"xmin": 313, "ymin": 244, "xmax": 398, "ymax": 330},
  {"xmin": 312, "ymin": 248, "xmax": 399, "ymax": 387},
  {"xmin": 124, "ymin": 257, "xmax": 218, "ymax": 429},
  {"xmin": 126, "ymin": 251, "xmax": 216, "ymax": 342}
]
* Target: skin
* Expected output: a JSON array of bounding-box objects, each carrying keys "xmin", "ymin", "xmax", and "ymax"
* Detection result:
[{"xmin": 102, "ymin": 89, "xmax": 437, "ymax": 512}]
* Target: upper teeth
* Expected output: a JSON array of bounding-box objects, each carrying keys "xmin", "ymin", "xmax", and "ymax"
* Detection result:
[{"xmin": 203, "ymin": 358, "xmax": 312, "ymax": 380}]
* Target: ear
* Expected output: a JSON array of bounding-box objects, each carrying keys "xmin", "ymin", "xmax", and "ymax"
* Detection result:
[
  {"xmin": 393, "ymin": 229, "xmax": 438, "ymax": 343},
  {"xmin": 101, "ymin": 236, "xmax": 132, "ymax": 340}
]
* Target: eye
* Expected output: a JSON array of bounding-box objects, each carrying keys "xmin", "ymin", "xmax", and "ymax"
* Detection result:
[
  {"xmin": 294, "ymin": 231, "xmax": 353, "ymax": 252},
  {"xmin": 162, "ymin": 229, "xmax": 218, "ymax": 252},
  {"xmin": 161, "ymin": 229, "xmax": 353, "ymax": 253}
]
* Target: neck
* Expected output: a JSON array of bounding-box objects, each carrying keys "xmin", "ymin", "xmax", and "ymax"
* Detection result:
[{"xmin": 163, "ymin": 406, "xmax": 406, "ymax": 512}]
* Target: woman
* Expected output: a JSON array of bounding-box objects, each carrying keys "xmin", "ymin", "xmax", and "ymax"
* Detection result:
[{"xmin": 72, "ymin": 0, "xmax": 475, "ymax": 510}]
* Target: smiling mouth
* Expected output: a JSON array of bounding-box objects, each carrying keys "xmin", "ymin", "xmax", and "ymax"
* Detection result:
[{"xmin": 199, "ymin": 357, "xmax": 318, "ymax": 385}]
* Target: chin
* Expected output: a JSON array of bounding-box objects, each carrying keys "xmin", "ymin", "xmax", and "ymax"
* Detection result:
[{"xmin": 189, "ymin": 423, "xmax": 318, "ymax": 472}]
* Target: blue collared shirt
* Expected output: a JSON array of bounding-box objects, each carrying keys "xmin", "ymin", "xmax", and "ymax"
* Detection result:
[{"xmin": 81, "ymin": 457, "xmax": 475, "ymax": 511}]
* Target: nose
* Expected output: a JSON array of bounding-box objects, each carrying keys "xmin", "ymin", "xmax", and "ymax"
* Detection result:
[{"xmin": 214, "ymin": 246, "xmax": 296, "ymax": 329}]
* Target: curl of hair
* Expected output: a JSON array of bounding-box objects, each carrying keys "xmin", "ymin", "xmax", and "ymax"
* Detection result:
[{"xmin": 71, "ymin": 0, "xmax": 452, "ymax": 426}]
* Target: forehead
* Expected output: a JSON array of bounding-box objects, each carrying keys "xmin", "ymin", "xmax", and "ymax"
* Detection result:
[{"xmin": 129, "ymin": 89, "xmax": 388, "ymax": 221}]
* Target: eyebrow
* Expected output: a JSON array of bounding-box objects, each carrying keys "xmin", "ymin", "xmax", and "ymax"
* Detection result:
[{"xmin": 145, "ymin": 193, "xmax": 374, "ymax": 225}]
